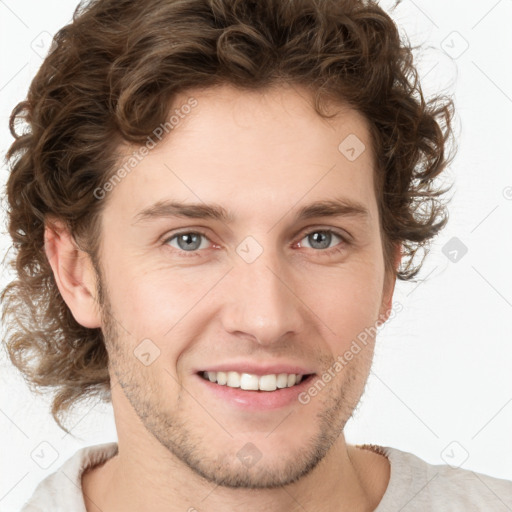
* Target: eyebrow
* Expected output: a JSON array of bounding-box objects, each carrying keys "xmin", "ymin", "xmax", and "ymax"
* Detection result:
[{"xmin": 132, "ymin": 197, "xmax": 370, "ymax": 225}]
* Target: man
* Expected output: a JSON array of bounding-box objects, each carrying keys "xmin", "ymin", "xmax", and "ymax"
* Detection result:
[{"xmin": 2, "ymin": 0, "xmax": 511, "ymax": 510}]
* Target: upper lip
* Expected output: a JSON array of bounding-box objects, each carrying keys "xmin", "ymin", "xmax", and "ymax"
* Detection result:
[{"xmin": 196, "ymin": 362, "xmax": 316, "ymax": 376}]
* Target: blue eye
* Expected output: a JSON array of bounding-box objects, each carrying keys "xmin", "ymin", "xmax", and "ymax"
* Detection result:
[
  {"xmin": 164, "ymin": 231, "xmax": 210, "ymax": 254},
  {"xmin": 299, "ymin": 230, "xmax": 345, "ymax": 251},
  {"xmin": 162, "ymin": 228, "xmax": 348, "ymax": 258}
]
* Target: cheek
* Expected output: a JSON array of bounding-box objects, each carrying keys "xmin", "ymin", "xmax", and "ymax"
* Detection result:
[
  {"xmin": 308, "ymin": 257, "xmax": 384, "ymax": 349},
  {"xmin": 118, "ymin": 273, "xmax": 199, "ymax": 335},
  {"xmin": 103, "ymin": 259, "xmax": 225, "ymax": 370},
  {"xmin": 99, "ymin": 248, "xmax": 197, "ymax": 339}
]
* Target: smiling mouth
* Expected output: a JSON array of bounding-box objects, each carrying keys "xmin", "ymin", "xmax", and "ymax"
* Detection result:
[{"xmin": 198, "ymin": 371, "xmax": 315, "ymax": 392}]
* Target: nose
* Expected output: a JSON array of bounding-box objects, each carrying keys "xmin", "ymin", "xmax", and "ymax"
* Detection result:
[{"xmin": 218, "ymin": 245, "xmax": 305, "ymax": 346}]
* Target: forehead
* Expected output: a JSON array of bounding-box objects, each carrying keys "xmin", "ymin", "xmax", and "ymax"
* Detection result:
[{"xmin": 106, "ymin": 83, "xmax": 378, "ymax": 229}]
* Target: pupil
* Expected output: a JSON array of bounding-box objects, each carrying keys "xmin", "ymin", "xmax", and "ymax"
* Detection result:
[
  {"xmin": 178, "ymin": 233, "xmax": 201, "ymax": 251},
  {"xmin": 310, "ymin": 231, "xmax": 330, "ymax": 249}
]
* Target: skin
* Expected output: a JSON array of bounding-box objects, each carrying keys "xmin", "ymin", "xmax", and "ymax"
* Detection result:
[{"xmin": 45, "ymin": 83, "xmax": 400, "ymax": 512}]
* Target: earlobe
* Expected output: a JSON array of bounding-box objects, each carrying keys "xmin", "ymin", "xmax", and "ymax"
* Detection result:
[{"xmin": 44, "ymin": 217, "xmax": 102, "ymax": 329}]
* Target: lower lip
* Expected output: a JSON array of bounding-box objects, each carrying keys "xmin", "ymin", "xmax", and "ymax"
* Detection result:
[{"xmin": 195, "ymin": 373, "xmax": 315, "ymax": 411}]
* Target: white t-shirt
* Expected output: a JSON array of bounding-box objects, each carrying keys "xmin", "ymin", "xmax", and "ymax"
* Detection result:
[{"xmin": 20, "ymin": 442, "xmax": 512, "ymax": 511}]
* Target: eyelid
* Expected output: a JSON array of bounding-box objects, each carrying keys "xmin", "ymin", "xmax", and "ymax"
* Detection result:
[
  {"xmin": 295, "ymin": 225, "xmax": 351, "ymax": 244},
  {"xmin": 161, "ymin": 225, "xmax": 351, "ymax": 256},
  {"xmin": 161, "ymin": 229, "xmax": 214, "ymax": 253},
  {"xmin": 162, "ymin": 225, "xmax": 351, "ymax": 243}
]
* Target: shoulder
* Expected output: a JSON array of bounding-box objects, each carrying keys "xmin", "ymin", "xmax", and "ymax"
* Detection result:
[
  {"xmin": 358, "ymin": 444, "xmax": 512, "ymax": 512},
  {"xmin": 20, "ymin": 442, "xmax": 118, "ymax": 512}
]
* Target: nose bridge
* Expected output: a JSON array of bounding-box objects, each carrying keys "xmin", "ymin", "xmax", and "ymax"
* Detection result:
[{"xmin": 221, "ymin": 236, "xmax": 304, "ymax": 344}]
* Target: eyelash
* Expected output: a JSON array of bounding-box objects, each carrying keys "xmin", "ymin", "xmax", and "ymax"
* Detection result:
[{"xmin": 161, "ymin": 228, "xmax": 349, "ymax": 258}]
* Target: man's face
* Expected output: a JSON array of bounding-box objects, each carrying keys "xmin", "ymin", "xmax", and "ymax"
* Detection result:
[{"xmin": 94, "ymin": 84, "xmax": 396, "ymax": 488}]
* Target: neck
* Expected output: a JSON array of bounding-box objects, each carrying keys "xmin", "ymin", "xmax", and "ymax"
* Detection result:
[{"xmin": 82, "ymin": 432, "xmax": 389, "ymax": 512}]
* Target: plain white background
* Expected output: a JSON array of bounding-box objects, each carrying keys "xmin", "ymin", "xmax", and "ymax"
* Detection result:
[{"xmin": 0, "ymin": 0, "xmax": 511, "ymax": 510}]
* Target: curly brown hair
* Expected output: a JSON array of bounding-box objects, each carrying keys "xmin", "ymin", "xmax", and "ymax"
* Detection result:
[{"xmin": 1, "ymin": 0, "xmax": 456, "ymax": 433}]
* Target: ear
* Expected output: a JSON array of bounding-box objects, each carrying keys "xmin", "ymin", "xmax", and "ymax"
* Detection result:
[
  {"xmin": 44, "ymin": 217, "xmax": 102, "ymax": 329},
  {"xmin": 378, "ymin": 243, "xmax": 402, "ymax": 324}
]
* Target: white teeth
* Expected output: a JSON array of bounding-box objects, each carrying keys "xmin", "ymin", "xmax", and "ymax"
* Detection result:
[
  {"xmin": 259, "ymin": 374, "xmax": 277, "ymax": 391},
  {"xmin": 276, "ymin": 373, "xmax": 288, "ymax": 388},
  {"xmin": 240, "ymin": 373, "xmax": 259, "ymax": 390},
  {"xmin": 227, "ymin": 371, "xmax": 240, "ymax": 387},
  {"xmin": 202, "ymin": 371, "xmax": 306, "ymax": 391}
]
